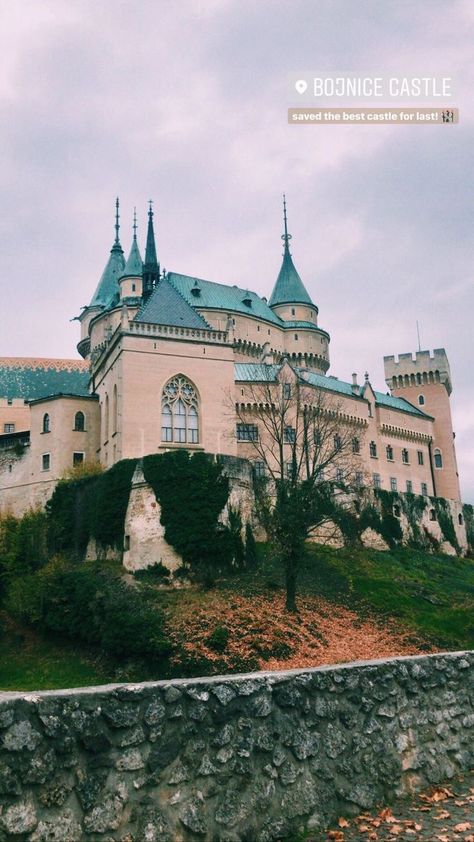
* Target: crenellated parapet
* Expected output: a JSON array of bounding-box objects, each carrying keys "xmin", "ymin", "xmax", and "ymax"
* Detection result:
[{"xmin": 384, "ymin": 349, "xmax": 452, "ymax": 395}]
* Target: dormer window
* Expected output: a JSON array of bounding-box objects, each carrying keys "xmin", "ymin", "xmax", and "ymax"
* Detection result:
[
  {"xmin": 242, "ymin": 294, "xmax": 252, "ymax": 307},
  {"xmin": 191, "ymin": 282, "xmax": 201, "ymax": 297}
]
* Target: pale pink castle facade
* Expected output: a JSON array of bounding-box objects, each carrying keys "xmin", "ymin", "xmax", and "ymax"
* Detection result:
[{"xmin": 0, "ymin": 199, "xmax": 463, "ymax": 529}]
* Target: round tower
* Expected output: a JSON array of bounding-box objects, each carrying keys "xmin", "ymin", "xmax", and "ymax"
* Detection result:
[{"xmin": 268, "ymin": 196, "xmax": 330, "ymax": 373}]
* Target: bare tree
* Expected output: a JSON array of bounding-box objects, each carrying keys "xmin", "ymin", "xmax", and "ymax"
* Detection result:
[{"xmin": 234, "ymin": 363, "xmax": 365, "ymax": 611}]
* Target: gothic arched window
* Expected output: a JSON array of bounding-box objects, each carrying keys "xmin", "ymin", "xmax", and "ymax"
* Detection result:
[
  {"xmin": 161, "ymin": 375, "xmax": 199, "ymax": 444},
  {"xmin": 43, "ymin": 413, "xmax": 50, "ymax": 433}
]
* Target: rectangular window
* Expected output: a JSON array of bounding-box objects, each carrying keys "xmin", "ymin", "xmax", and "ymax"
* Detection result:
[
  {"xmin": 369, "ymin": 441, "xmax": 377, "ymax": 458},
  {"xmin": 284, "ymin": 426, "xmax": 296, "ymax": 443},
  {"xmin": 336, "ymin": 468, "xmax": 344, "ymax": 483},
  {"xmin": 372, "ymin": 473, "xmax": 381, "ymax": 489},
  {"xmin": 352, "ymin": 437, "xmax": 360, "ymax": 454},
  {"xmin": 285, "ymin": 461, "xmax": 294, "ymax": 479},
  {"xmin": 355, "ymin": 471, "xmax": 364, "ymax": 487},
  {"xmin": 421, "ymin": 482, "xmax": 428, "ymax": 496},
  {"xmin": 390, "ymin": 477, "xmax": 397, "ymax": 492},
  {"xmin": 188, "ymin": 429, "xmax": 199, "ymax": 444},
  {"xmin": 42, "ymin": 453, "xmax": 50, "ymax": 471},
  {"xmin": 3, "ymin": 423, "xmax": 15, "ymax": 433},
  {"xmin": 73, "ymin": 452, "xmax": 85, "ymax": 466},
  {"xmin": 283, "ymin": 383, "xmax": 291, "ymax": 399},
  {"xmin": 417, "ymin": 450, "xmax": 424, "ymax": 466},
  {"xmin": 236, "ymin": 423, "xmax": 258, "ymax": 442},
  {"xmin": 161, "ymin": 426, "xmax": 173, "ymax": 442},
  {"xmin": 402, "ymin": 448, "xmax": 410, "ymax": 464},
  {"xmin": 386, "ymin": 445, "xmax": 394, "ymax": 461},
  {"xmin": 253, "ymin": 461, "xmax": 266, "ymax": 477},
  {"xmin": 406, "ymin": 480, "xmax": 413, "ymax": 493}
]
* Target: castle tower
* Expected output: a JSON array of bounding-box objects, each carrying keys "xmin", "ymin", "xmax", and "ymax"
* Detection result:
[
  {"xmin": 142, "ymin": 201, "xmax": 160, "ymax": 302},
  {"xmin": 119, "ymin": 209, "xmax": 143, "ymax": 300},
  {"xmin": 268, "ymin": 196, "xmax": 330, "ymax": 373},
  {"xmin": 384, "ymin": 349, "xmax": 461, "ymax": 501}
]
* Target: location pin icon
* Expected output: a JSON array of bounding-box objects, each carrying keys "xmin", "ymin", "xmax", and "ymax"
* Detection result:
[{"xmin": 295, "ymin": 79, "xmax": 308, "ymax": 95}]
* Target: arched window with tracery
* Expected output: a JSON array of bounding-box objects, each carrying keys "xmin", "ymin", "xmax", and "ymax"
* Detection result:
[{"xmin": 161, "ymin": 375, "xmax": 199, "ymax": 444}]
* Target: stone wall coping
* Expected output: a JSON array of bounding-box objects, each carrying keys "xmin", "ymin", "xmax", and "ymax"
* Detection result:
[{"xmin": 0, "ymin": 649, "xmax": 471, "ymax": 702}]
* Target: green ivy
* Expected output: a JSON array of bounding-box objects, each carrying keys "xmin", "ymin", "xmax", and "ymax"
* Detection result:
[
  {"xmin": 143, "ymin": 450, "xmax": 231, "ymax": 582},
  {"xmin": 46, "ymin": 459, "xmax": 138, "ymax": 554},
  {"xmin": 463, "ymin": 504, "xmax": 474, "ymax": 555}
]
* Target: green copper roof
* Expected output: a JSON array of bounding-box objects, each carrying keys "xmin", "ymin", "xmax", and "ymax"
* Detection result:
[
  {"xmin": 268, "ymin": 197, "xmax": 314, "ymax": 308},
  {"xmin": 89, "ymin": 200, "xmax": 125, "ymax": 309},
  {"xmin": 135, "ymin": 278, "xmax": 210, "ymax": 330},
  {"xmin": 0, "ymin": 360, "xmax": 90, "ymax": 401},
  {"xmin": 167, "ymin": 272, "xmax": 284, "ymax": 326},
  {"xmin": 235, "ymin": 363, "xmax": 281, "ymax": 382},
  {"xmin": 120, "ymin": 237, "xmax": 143, "ymax": 279},
  {"xmin": 234, "ymin": 363, "xmax": 431, "ymax": 420},
  {"xmin": 268, "ymin": 249, "xmax": 313, "ymax": 307}
]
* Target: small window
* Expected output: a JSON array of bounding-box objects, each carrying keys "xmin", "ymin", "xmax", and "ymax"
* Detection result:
[
  {"xmin": 3, "ymin": 423, "xmax": 15, "ymax": 433},
  {"xmin": 284, "ymin": 426, "xmax": 296, "ymax": 444},
  {"xmin": 74, "ymin": 411, "xmax": 85, "ymax": 432},
  {"xmin": 334, "ymin": 434, "xmax": 342, "ymax": 452},
  {"xmin": 386, "ymin": 445, "xmax": 393, "ymax": 461},
  {"xmin": 352, "ymin": 437, "xmax": 360, "ymax": 454},
  {"xmin": 42, "ymin": 453, "xmax": 50, "ymax": 471},
  {"xmin": 7, "ymin": 397, "xmax": 12, "ymax": 405},
  {"xmin": 253, "ymin": 461, "xmax": 266, "ymax": 478},
  {"xmin": 73, "ymin": 452, "xmax": 84, "ymax": 466},
  {"xmin": 458, "ymin": 513, "xmax": 463, "ymax": 525},
  {"xmin": 429, "ymin": 508, "xmax": 437, "ymax": 521},
  {"xmin": 373, "ymin": 473, "xmax": 381, "ymax": 489},
  {"xmin": 132, "ymin": 283, "xmax": 136, "ymax": 292},
  {"xmin": 434, "ymin": 449, "xmax": 443, "ymax": 469},
  {"xmin": 421, "ymin": 482, "xmax": 428, "ymax": 496},
  {"xmin": 294, "ymin": 334, "xmax": 298, "ymax": 341},
  {"xmin": 336, "ymin": 468, "xmax": 344, "ymax": 483},
  {"xmin": 390, "ymin": 477, "xmax": 398, "ymax": 492},
  {"xmin": 418, "ymin": 395, "xmax": 425, "ymax": 406},
  {"xmin": 124, "ymin": 535, "xmax": 130, "ymax": 551},
  {"xmin": 314, "ymin": 431, "xmax": 322, "ymax": 447},
  {"xmin": 285, "ymin": 461, "xmax": 294, "ymax": 479},
  {"xmin": 42, "ymin": 413, "xmax": 50, "ymax": 433},
  {"xmin": 393, "ymin": 504, "xmax": 401, "ymax": 518},
  {"xmin": 406, "ymin": 480, "xmax": 413, "ymax": 493},
  {"xmin": 402, "ymin": 448, "xmax": 409, "ymax": 464},
  {"xmin": 236, "ymin": 423, "xmax": 258, "ymax": 442},
  {"xmin": 369, "ymin": 441, "xmax": 377, "ymax": 458},
  {"xmin": 417, "ymin": 450, "xmax": 424, "ymax": 466},
  {"xmin": 355, "ymin": 471, "xmax": 364, "ymax": 487},
  {"xmin": 291, "ymin": 308, "xmax": 295, "ymax": 316},
  {"xmin": 283, "ymin": 383, "xmax": 291, "ymax": 399},
  {"xmin": 257, "ymin": 325, "xmax": 260, "ymax": 332}
]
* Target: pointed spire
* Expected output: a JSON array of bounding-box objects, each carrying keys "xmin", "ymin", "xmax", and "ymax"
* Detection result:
[
  {"xmin": 282, "ymin": 194, "xmax": 292, "ymax": 255},
  {"xmin": 268, "ymin": 195, "xmax": 313, "ymax": 309},
  {"xmin": 120, "ymin": 211, "xmax": 143, "ymax": 280},
  {"xmin": 88, "ymin": 198, "xmax": 125, "ymax": 308},
  {"xmin": 143, "ymin": 200, "xmax": 160, "ymax": 301}
]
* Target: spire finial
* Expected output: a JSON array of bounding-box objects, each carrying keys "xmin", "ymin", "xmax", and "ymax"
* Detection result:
[
  {"xmin": 133, "ymin": 207, "xmax": 137, "ymax": 241},
  {"xmin": 281, "ymin": 193, "xmax": 292, "ymax": 254},
  {"xmin": 148, "ymin": 199, "xmax": 153, "ymax": 219},
  {"xmin": 115, "ymin": 197, "xmax": 120, "ymax": 245}
]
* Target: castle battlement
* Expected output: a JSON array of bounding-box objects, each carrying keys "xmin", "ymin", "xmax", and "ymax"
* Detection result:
[{"xmin": 384, "ymin": 349, "xmax": 452, "ymax": 395}]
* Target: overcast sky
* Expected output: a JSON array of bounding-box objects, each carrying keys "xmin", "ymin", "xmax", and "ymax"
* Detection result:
[{"xmin": 0, "ymin": 0, "xmax": 472, "ymax": 501}]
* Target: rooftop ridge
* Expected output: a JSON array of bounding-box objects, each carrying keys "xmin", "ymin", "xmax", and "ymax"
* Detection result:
[
  {"xmin": 166, "ymin": 276, "xmax": 213, "ymax": 330},
  {"xmin": 0, "ymin": 357, "xmax": 89, "ymax": 371}
]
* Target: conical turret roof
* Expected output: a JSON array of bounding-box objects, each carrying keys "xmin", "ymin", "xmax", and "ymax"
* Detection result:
[
  {"xmin": 89, "ymin": 199, "xmax": 125, "ymax": 309},
  {"xmin": 120, "ymin": 237, "xmax": 143, "ymax": 279},
  {"xmin": 268, "ymin": 197, "xmax": 313, "ymax": 308}
]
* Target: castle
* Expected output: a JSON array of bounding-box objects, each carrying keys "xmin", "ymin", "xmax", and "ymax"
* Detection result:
[{"xmin": 0, "ymin": 198, "xmax": 463, "ymax": 528}]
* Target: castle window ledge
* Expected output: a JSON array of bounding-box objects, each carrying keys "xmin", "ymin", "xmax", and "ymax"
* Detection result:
[
  {"xmin": 370, "ymin": 455, "xmax": 378, "ymax": 459},
  {"xmin": 40, "ymin": 431, "xmax": 50, "ymax": 435},
  {"xmin": 111, "ymin": 432, "xmax": 117, "ymax": 438},
  {"xmin": 158, "ymin": 443, "xmax": 205, "ymax": 452}
]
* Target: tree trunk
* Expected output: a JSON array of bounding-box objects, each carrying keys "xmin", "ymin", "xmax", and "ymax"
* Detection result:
[{"xmin": 285, "ymin": 561, "xmax": 298, "ymax": 612}]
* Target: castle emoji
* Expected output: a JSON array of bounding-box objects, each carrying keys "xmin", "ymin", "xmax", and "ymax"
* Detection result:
[{"xmin": 0, "ymin": 198, "xmax": 466, "ymax": 552}]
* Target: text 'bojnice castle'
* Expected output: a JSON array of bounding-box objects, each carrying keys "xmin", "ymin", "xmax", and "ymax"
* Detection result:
[{"xmin": 0, "ymin": 198, "xmax": 462, "ymax": 519}]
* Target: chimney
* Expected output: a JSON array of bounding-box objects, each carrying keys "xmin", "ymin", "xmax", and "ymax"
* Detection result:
[{"xmin": 351, "ymin": 372, "xmax": 360, "ymax": 395}]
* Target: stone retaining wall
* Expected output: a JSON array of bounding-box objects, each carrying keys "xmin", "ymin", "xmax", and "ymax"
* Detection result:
[{"xmin": 0, "ymin": 652, "xmax": 473, "ymax": 840}]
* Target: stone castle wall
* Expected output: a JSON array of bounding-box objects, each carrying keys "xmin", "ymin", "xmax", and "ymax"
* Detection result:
[{"xmin": 0, "ymin": 652, "xmax": 472, "ymax": 840}]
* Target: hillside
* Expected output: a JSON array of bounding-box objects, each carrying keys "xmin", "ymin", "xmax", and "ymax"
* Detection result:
[{"xmin": 0, "ymin": 545, "xmax": 472, "ymax": 691}]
